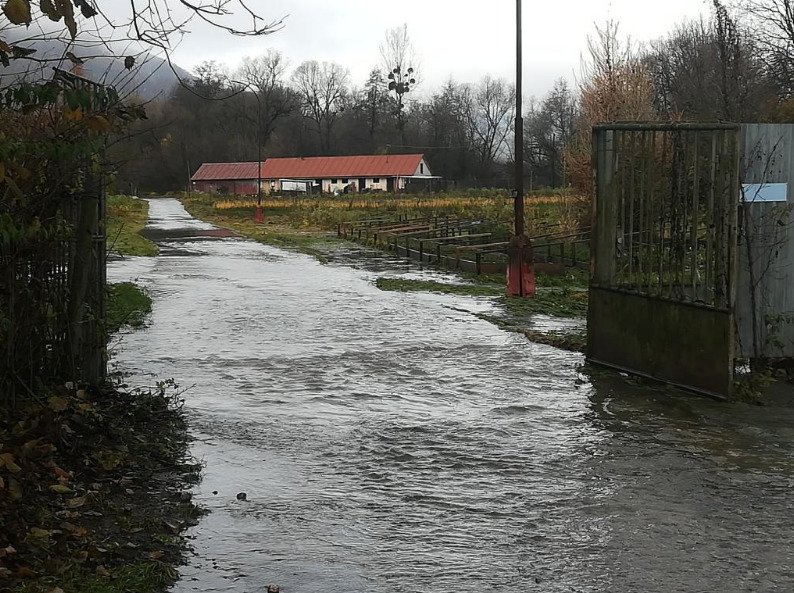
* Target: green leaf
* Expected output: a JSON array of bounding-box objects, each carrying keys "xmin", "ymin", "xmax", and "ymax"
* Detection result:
[
  {"xmin": 2, "ymin": 0, "xmax": 31, "ymax": 25},
  {"xmin": 39, "ymin": 0, "xmax": 59, "ymax": 21}
]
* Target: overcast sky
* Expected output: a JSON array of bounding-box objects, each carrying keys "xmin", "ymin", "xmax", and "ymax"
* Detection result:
[{"xmin": 167, "ymin": 0, "xmax": 712, "ymax": 99}]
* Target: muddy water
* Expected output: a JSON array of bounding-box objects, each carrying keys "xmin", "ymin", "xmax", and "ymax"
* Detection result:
[{"xmin": 109, "ymin": 199, "xmax": 794, "ymax": 593}]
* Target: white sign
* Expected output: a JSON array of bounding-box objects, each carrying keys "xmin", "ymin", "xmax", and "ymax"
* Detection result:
[{"xmin": 742, "ymin": 183, "xmax": 788, "ymax": 202}]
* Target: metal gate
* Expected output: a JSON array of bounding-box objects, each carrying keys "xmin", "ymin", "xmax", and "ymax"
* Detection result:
[{"xmin": 588, "ymin": 123, "xmax": 740, "ymax": 398}]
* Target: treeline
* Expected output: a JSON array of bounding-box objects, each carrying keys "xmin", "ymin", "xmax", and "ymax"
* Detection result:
[{"xmin": 114, "ymin": 1, "xmax": 794, "ymax": 193}]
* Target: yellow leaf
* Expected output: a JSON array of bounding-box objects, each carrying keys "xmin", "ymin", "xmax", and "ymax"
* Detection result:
[
  {"xmin": 2, "ymin": 0, "xmax": 31, "ymax": 25},
  {"xmin": 48, "ymin": 396, "xmax": 68, "ymax": 412},
  {"xmin": 63, "ymin": 108, "xmax": 82, "ymax": 122},
  {"xmin": 49, "ymin": 484, "xmax": 73, "ymax": 494},
  {"xmin": 85, "ymin": 115, "xmax": 111, "ymax": 133}
]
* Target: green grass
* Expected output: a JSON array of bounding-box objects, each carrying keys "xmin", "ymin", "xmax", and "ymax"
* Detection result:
[
  {"xmin": 496, "ymin": 290, "xmax": 588, "ymax": 318},
  {"xmin": 106, "ymin": 282, "xmax": 152, "ymax": 333},
  {"xmin": 106, "ymin": 195, "xmax": 158, "ymax": 257},
  {"xmin": 13, "ymin": 563, "xmax": 178, "ymax": 593},
  {"xmin": 374, "ymin": 276, "xmax": 588, "ymax": 319},
  {"xmin": 375, "ymin": 277, "xmax": 503, "ymax": 297}
]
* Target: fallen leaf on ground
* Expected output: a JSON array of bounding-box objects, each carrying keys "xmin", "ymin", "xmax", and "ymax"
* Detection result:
[
  {"xmin": 65, "ymin": 495, "xmax": 87, "ymax": 509},
  {"xmin": 0, "ymin": 452, "xmax": 21, "ymax": 473},
  {"xmin": 48, "ymin": 396, "xmax": 68, "ymax": 412},
  {"xmin": 28, "ymin": 527, "xmax": 52, "ymax": 539}
]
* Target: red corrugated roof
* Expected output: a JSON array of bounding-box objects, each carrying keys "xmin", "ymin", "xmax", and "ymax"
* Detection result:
[
  {"xmin": 261, "ymin": 154, "xmax": 424, "ymax": 179},
  {"xmin": 191, "ymin": 162, "xmax": 264, "ymax": 181},
  {"xmin": 191, "ymin": 154, "xmax": 426, "ymax": 181}
]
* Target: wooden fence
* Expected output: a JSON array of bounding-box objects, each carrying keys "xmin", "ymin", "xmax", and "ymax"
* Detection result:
[{"xmin": 338, "ymin": 215, "xmax": 590, "ymax": 275}]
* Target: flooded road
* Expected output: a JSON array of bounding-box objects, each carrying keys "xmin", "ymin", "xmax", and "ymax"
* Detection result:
[{"xmin": 110, "ymin": 199, "xmax": 794, "ymax": 593}]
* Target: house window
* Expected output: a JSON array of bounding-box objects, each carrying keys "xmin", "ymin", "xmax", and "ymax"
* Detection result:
[
  {"xmin": 342, "ymin": 178, "xmax": 349, "ymax": 183},
  {"xmin": 420, "ymin": 163, "xmax": 425, "ymax": 174},
  {"xmin": 315, "ymin": 179, "xmax": 322, "ymax": 184},
  {"xmin": 331, "ymin": 179, "xmax": 338, "ymax": 184},
  {"xmin": 373, "ymin": 178, "xmax": 380, "ymax": 183}
]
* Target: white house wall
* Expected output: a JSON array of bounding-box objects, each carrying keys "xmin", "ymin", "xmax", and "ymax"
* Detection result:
[
  {"xmin": 412, "ymin": 158, "xmax": 432, "ymax": 177},
  {"xmin": 262, "ymin": 175, "xmax": 410, "ymax": 193}
]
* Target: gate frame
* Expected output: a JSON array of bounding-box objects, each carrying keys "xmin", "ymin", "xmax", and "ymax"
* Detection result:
[{"xmin": 587, "ymin": 122, "xmax": 740, "ymax": 399}]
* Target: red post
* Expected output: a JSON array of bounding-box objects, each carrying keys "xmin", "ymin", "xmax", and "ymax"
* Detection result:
[
  {"xmin": 506, "ymin": 234, "xmax": 536, "ymax": 297},
  {"xmin": 254, "ymin": 205, "xmax": 264, "ymax": 223}
]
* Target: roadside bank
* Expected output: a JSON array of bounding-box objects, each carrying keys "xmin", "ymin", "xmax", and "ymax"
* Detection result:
[{"xmin": 0, "ymin": 382, "xmax": 201, "ymax": 593}]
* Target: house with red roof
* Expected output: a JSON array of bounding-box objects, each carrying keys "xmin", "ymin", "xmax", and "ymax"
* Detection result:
[{"xmin": 190, "ymin": 154, "xmax": 439, "ymax": 195}]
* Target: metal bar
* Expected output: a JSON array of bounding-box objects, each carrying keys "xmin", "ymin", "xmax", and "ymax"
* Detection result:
[
  {"xmin": 617, "ymin": 130, "xmax": 626, "ymax": 285},
  {"xmin": 706, "ymin": 132, "xmax": 717, "ymax": 305},
  {"xmin": 691, "ymin": 130, "xmax": 701, "ymax": 300},
  {"xmin": 636, "ymin": 130, "xmax": 646, "ymax": 290},
  {"xmin": 658, "ymin": 132, "xmax": 668, "ymax": 296},
  {"xmin": 628, "ymin": 130, "xmax": 636, "ymax": 286},
  {"xmin": 594, "ymin": 122, "xmax": 740, "ymax": 132}
]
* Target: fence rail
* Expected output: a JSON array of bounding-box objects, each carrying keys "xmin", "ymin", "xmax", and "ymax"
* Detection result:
[{"xmin": 338, "ymin": 216, "xmax": 590, "ymax": 275}]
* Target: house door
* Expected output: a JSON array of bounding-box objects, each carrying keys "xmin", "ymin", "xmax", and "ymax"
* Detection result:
[
  {"xmin": 387, "ymin": 178, "xmax": 395, "ymax": 193},
  {"xmin": 358, "ymin": 178, "xmax": 367, "ymax": 192}
]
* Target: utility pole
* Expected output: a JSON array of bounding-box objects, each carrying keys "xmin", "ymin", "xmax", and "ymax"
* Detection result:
[
  {"xmin": 255, "ymin": 91, "xmax": 264, "ymax": 223},
  {"xmin": 507, "ymin": 0, "xmax": 536, "ymax": 297},
  {"xmin": 514, "ymin": 0, "xmax": 524, "ymax": 237}
]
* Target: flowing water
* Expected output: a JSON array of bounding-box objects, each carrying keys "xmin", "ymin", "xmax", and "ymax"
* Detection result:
[{"xmin": 109, "ymin": 198, "xmax": 794, "ymax": 593}]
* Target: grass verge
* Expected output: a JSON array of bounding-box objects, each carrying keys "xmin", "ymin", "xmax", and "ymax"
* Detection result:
[
  {"xmin": 0, "ymin": 381, "xmax": 201, "ymax": 592},
  {"xmin": 179, "ymin": 193, "xmax": 340, "ymax": 260},
  {"xmin": 375, "ymin": 277, "xmax": 588, "ymax": 318},
  {"xmin": 106, "ymin": 283, "xmax": 152, "ymax": 334},
  {"xmin": 375, "ymin": 277, "xmax": 503, "ymax": 297},
  {"xmin": 107, "ymin": 196, "xmax": 158, "ymax": 257}
]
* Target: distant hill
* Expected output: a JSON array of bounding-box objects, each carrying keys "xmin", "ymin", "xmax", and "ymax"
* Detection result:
[{"xmin": 0, "ymin": 33, "xmax": 192, "ymax": 102}]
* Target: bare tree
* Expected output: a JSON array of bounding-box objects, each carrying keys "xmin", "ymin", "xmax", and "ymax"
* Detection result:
[
  {"xmin": 566, "ymin": 21, "xmax": 656, "ymax": 199},
  {"xmin": 464, "ymin": 75, "xmax": 515, "ymax": 183},
  {"xmin": 380, "ymin": 24, "xmax": 418, "ymax": 145},
  {"xmin": 291, "ymin": 60, "xmax": 350, "ymax": 154},
  {"xmin": 357, "ymin": 67, "xmax": 391, "ymax": 142},
  {"xmin": 741, "ymin": 0, "xmax": 794, "ymax": 95},
  {"xmin": 192, "ymin": 60, "xmax": 229, "ymax": 97},
  {"xmin": 235, "ymin": 50, "xmax": 297, "ymax": 149},
  {"xmin": 525, "ymin": 79, "xmax": 578, "ymax": 187}
]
